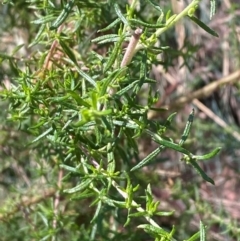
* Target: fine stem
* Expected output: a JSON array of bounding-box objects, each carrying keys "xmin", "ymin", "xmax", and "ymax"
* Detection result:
[
  {"xmin": 134, "ymin": 0, "xmax": 200, "ymax": 54},
  {"xmin": 121, "ymin": 28, "xmax": 142, "ymax": 67}
]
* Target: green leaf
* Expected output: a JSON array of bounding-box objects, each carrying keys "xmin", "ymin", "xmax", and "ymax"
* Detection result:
[
  {"xmin": 113, "ymin": 3, "xmax": 128, "ymax": 25},
  {"xmin": 166, "ymin": 13, "xmax": 177, "ymax": 25},
  {"xmin": 145, "ymin": 0, "xmax": 163, "ymax": 12},
  {"xmin": 91, "ymin": 201, "xmax": 102, "ymax": 223},
  {"xmin": 91, "ymin": 34, "xmax": 119, "ymax": 44},
  {"xmin": 11, "ymin": 44, "xmax": 25, "ymax": 56},
  {"xmin": 210, "ymin": 0, "xmax": 216, "ymax": 20},
  {"xmin": 113, "ymin": 119, "xmax": 139, "ymax": 129},
  {"xmin": 64, "ymin": 178, "xmax": 93, "ymax": 193},
  {"xmin": 200, "ymin": 221, "xmax": 206, "ymax": 241},
  {"xmin": 29, "ymin": 24, "xmax": 46, "ymax": 47},
  {"xmin": 114, "ymin": 79, "xmax": 140, "ymax": 97},
  {"xmin": 47, "ymin": 95, "xmax": 70, "ymax": 103},
  {"xmin": 50, "ymin": 0, "xmax": 75, "ymax": 30},
  {"xmin": 100, "ymin": 67, "xmax": 127, "ymax": 97},
  {"xmin": 71, "ymin": 190, "xmax": 95, "ymax": 200},
  {"xmin": 104, "ymin": 35, "xmax": 125, "ymax": 73},
  {"xmin": 67, "ymin": 59, "xmax": 97, "ymax": 88},
  {"xmin": 188, "ymin": 16, "xmax": 219, "ymax": 37},
  {"xmin": 124, "ymin": 129, "xmax": 138, "ymax": 152},
  {"xmin": 179, "ymin": 109, "xmax": 194, "ymax": 146},
  {"xmin": 164, "ymin": 112, "xmax": 177, "ymax": 129},
  {"xmin": 131, "ymin": 146, "xmax": 163, "ymax": 171},
  {"xmin": 104, "ymin": 198, "xmax": 127, "ymax": 208},
  {"xmin": 188, "ymin": 158, "xmax": 215, "ymax": 185},
  {"xmin": 59, "ymin": 164, "xmax": 81, "ymax": 173},
  {"xmin": 67, "ymin": 90, "xmax": 91, "ymax": 107},
  {"xmin": 124, "ymin": 211, "xmax": 131, "ymax": 227},
  {"xmin": 98, "ymin": 18, "xmax": 121, "ymax": 32},
  {"xmin": 145, "ymin": 129, "xmax": 192, "ymax": 156},
  {"xmin": 59, "ymin": 40, "xmax": 77, "ymax": 63},
  {"xmin": 184, "ymin": 231, "xmax": 200, "ymax": 241},
  {"xmin": 28, "ymin": 120, "xmax": 46, "ymax": 129},
  {"xmin": 129, "ymin": 211, "xmax": 148, "ymax": 217},
  {"xmin": 129, "ymin": 19, "xmax": 165, "ymax": 28},
  {"xmin": 101, "ymin": 197, "xmax": 122, "ymax": 208},
  {"xmin": 137, "ymin": 224, "xmax": 170, "ymax": 238},
  {"xmin": 31, "ymin": 15, "xmax": 56, "ymax": 25},
  {"xmin": 92, "ymin": 109, "xmax": 112, "ymax": 117},
  {"xmin": 9, "ymin": 58, "xmax": 20, "ymax": 76},
  {"xmin": 165, "ymin": 10, "xmax": 172, "ymax": 22},
  {"xmin": 155, "ymin": 210, "xmax": 174, "ymax": 216},
  {"xmin": 31, "ymin": 127, "xmax": 53, "ymax": 144},
  {"xmin": 193, "ymin": 147, "xmax": 221, "ymax": 160}
]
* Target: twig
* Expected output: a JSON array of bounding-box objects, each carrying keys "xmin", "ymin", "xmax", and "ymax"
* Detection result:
[
  {"xmin": 43, "ymin": 25, "xmax": 64, "ymax": 71},
  {"xmin": 170, "ymin": 70, "xmax": 240, "ymax": 108},
  {"xmin": 34, "ymin": 25, "xmax": 64, "ymax": 80},
  {"xmin": 192, "ymin": 99, "xmax": 240, "ymax": 142},
  {"xmin": 148, "ymin": 70, "xmax": 240, "ymax": 119},
  {"xmin": 107, "ymin": 28, "xmax": 142, "ymax": 96},
  {"xmin": 121, "ymin": 28, "xmax": 142, "ymax": 67},
  {"xmin": 134, "ymin": 0, "xmax": 200, "ymax": 54}
]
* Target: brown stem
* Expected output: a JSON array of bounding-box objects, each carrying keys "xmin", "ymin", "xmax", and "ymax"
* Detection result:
[{"xmin": 121, "ymin": 28, "xmax": 143, "ymax": 67}]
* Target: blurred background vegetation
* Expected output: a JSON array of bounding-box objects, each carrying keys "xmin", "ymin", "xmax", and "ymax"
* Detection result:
[{"xmin": 0, "ymin": 0, "xmax": 240, "ymax": 240}]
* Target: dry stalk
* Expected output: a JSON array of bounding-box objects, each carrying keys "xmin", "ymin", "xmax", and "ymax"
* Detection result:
[
  {"xmin": 192, "ymin": 98, "xmax": 240, "ymax": 142},
  {"xmin": 121, "ymin": 28, "xmax": 143, "ymax": 68},
  {"xmin": 148, "ymin": 69, "xmax": 240, "ymax": 119}
]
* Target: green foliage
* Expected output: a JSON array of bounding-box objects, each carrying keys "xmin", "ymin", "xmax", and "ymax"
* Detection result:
[{"xmin": 0, "ymin": 0, "xmax": 223, "ymax": 240}]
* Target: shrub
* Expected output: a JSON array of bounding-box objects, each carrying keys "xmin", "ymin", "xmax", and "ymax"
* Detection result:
[{"xmin": 0, "ymin": 0, "xmax": 221, "ymax": 240}]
